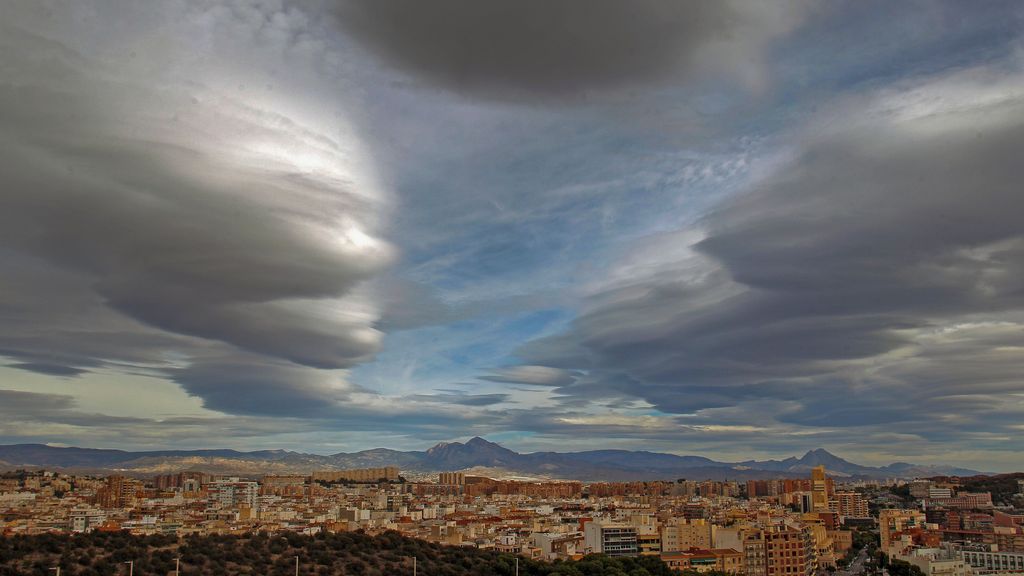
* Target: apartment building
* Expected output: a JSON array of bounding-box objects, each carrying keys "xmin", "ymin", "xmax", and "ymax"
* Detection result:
[
  {"xmin": 764, "ymin": 523, "xmax": 817, "ymax": 576},
  {"xmin": 662, "ymin": 518, "xmax": 713, "ymax": 552},
  {"xmin": 584, "ymin": 522, "xmax": 639, "ymax": 557}
]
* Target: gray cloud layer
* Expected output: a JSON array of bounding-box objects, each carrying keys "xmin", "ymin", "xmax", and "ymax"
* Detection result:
[
  {"xmin": 509, "ymin": 72, "xmax": 1024, "ymax": 456},
  {"xmin": 0, "ymin": 2, "xmax": 393, "ymax": 414},
  {"xmin": 1, "ymin": 27, "xmax": 388, "ymax": 370},
  {"xmin": 3, "ymin": 0, "xmax": 1024, "ymax": 466},
  {"xmin": 334, "ymin": 0, "xmax": 810, "ymax": 97}
]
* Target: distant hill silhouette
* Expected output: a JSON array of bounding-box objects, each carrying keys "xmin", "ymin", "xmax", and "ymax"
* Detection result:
[{"xmin": 0, "ymin": 438, "xmax": 984, "ymax": 480}]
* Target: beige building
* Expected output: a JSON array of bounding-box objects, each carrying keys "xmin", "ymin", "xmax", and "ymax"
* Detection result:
[
  {"xmin": 831, "ymin": 492, "xmax": 869, "ymax": 518},
  {"xmin": 764, "ymin": 523, "xmax": 817, "ymax": 576},
  {"xmin": 880, "ymin": 509, "xmax": 927, "ymax": 555},
  {"xmin": 95, "ymin": 475, "xmax": 142, "ymax": 508},
  {"xmin": 805, "ymin": 522, "xmax": 836, "ymax": 569},
  {"xmin": 311, "ymin": 467, "xmax": 400, "ymax": 483},
  {"xmin": 716, "ymin": 526, "xmax": 770, "ymax": 576},
  {"xmin": 897, "ymin": 548, "xmax": 968, "ymax": 576},
  {"xmin": 662, "ymin": 518, "xmax": 713, "ymax": 552},
  {"xmin": 743, "ymin": 529, "xmax": 769, "ymax": 576},
  {"xmin": 811, "ymin": 466, "xmax": 830, "ymax": 513},
  {"xmin": 638, "ymin": 531, "xmax": 663, "ymax": 556},
  {"xmin": 438, "ymin": 472, "xmax": 465, "ymax": 485},
  {"xmin": 829, "ymin": 530, "xmax": 853, "ymax": 556}
]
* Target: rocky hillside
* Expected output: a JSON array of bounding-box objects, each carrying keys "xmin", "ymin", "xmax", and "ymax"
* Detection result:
[{"xmin": 0, "ymin": 438, "xmax": 983, "ymax": 481}]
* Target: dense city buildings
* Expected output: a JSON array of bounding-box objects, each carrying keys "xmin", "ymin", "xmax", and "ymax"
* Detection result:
[
  {"xmin": 310, "ymin": 467, "xmax": 400, "ymax": 483},
  {"xmin": 876, "ymin": 486, "xmax": 1024, "ymax": 576},
  {"xmin": 2, "ymin": 465, "xmax": 1021, "ymax": 576}
]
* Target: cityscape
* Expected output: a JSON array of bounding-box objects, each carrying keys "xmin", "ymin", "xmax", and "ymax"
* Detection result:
[
  {"xmin": 2, "ymin": 447, "xmax": 1024, "ymax": 575},
  {"xmin": 4, "ymin": 0, "xmax": 1024, "ymax": 574}
]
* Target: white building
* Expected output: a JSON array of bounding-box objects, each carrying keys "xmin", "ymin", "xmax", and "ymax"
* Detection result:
[
  {"xmin": 70, "ymin": 508, "xmax": 106, "ymax": 532},
  {"xmin": 896, "ymin": 548, "xmax": 968, "ymax": 576},
  {"xmin": 584, "ymin": 521, "xmax": 638, "ymax": 557},
  {"xmin": 207, "ymin": 478, "xmax": 259, "ymax": 510},
  {"xmin": 956, "ymin": 545, "xmax": 1024, "ymax": 574}
]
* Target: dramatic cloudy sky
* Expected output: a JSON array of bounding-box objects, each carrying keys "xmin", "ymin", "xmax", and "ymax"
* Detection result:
[{"xmin": 3, "ymin": 0, "xmax": 1024, "ymax": 470}]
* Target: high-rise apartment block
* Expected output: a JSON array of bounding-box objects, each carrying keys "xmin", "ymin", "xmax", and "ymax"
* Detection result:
[
  {"xmin": 95, "ymin": 475, "xmax": 142, "ymax": 508},
  {"xmin": 207, "ymin": 478, "xmax": 259, "ymax": 510},
  {"xmin": 811, "ymin": 466, "xmax": 831, "ymax": 513},
  {"xmin": 831, "ymin": 492, "xmax": 869, "ymax": 518},
  {"xmin": 764, "ymin": 523, "xmax": 817, "ymax": 576}
]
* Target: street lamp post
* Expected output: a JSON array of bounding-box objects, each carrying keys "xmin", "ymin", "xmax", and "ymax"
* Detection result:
[
  {"xmin": 48, "ymin": 567, "xmax": 60, "ymax": 576},
  {"xmin": 407, "ymin": 556, "xmax": 417, "ymax": 576},
  {"xmin": 278, "ymin": 536, "xmax": 299, "ymax": 576},
  {"xmin": 174, "ymin": 556, "xmax": 180, "ymax": 576},
  {"xmin": 123, "ymin": 560, "xmax": 133, "ymax": 576}
]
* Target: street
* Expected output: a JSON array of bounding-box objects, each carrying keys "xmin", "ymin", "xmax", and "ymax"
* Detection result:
[{"xmin": 839, "ymin": 547, "xmax": 870, "ymax": 576}]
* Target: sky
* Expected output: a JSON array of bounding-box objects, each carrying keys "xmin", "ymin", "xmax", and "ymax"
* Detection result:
[{"xmin": 2, "ymin": 0, "xmax": 1024, "ymax": 471}]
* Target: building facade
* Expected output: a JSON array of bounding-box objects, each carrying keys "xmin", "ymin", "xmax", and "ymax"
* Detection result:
[{"xmin": 585, "ymin": 522, "xmax": 639, "ymax": 557}]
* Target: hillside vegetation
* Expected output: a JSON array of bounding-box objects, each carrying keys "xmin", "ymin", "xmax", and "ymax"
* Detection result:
[{"xmin": 0, "ymin": 530, "xmax": 696, "ymax": 576}]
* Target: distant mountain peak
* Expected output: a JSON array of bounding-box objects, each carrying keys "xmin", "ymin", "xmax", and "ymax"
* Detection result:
[
  {"xmin": 426, "ymin": 437, "xmax": 507, "ymax": 452},
  {"xmin": 466, "ymin": 436, "xmax": 498, "ymax": 447},
  {"xmin": 799, "ymin": 448, "xmax": 849, "ymax": 464},
  {"xmin": 423, "ymin": 436, "xmax": 516, "ymax": 468}
]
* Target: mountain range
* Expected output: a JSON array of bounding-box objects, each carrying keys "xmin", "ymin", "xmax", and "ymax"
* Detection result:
[{"xmin": 0, "ymin": 438, "xmax": 983, "ymax": 481}]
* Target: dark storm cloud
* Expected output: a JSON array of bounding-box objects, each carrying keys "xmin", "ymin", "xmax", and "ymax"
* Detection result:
[
  {"xmin": 0, "ymin": 389, "xmax": 368, "ymax": 448},
  {"xmin": 0, "ymin": 89, "xmax": 386, "ymax": 369},
  {"xmin": 777, "ymin": 321, "xmax": 1024, "ymax": 433},
  {"xmin": 0, "ymin": 249, "xmax": 197, "ymax": 377},
  {"xmin": 509, "ymin": 75, "xmax": 1024, "ymax": 448},
  {"xmin": 334, "ymin": 0, "xmax": 810, "ymax": 97},
  {"xmin": 170, "ymin": 355, "xmax": 355, "ymax": 417},
  {"xmin": 0, "ymin": 0, "xmax": 461, "ymax": 436},
  {"xmin": 0, "ymin": 3, "xmax": 392, "ymax": 417}
]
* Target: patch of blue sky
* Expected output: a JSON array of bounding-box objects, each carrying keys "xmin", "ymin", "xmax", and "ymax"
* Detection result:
[{"xmin": 351, "ymin": 307, "xmax": 573, "ymax": 396}]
